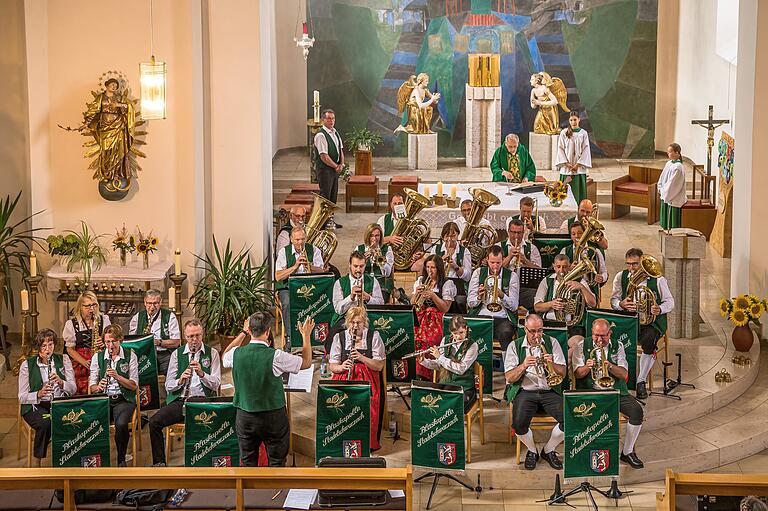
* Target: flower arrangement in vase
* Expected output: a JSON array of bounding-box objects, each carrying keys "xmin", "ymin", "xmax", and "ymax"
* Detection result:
[
  {"xmin": 112, "ymin": 224, "xmax": 135, "ymax": 267},
  {"xmin": 135, "ymin": 227, "xmax": 159, "ymax": 270},
  {"xmin": 719, "ymin": 294, "xmax": 767, "ymax": 352}
]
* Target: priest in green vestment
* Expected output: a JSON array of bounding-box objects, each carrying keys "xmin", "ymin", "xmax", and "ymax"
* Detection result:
[{"xmin": 490, "ymin": 134, "xmax": 537, "ymax": 183}]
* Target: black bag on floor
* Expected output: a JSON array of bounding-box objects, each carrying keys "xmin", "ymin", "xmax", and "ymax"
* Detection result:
[
  {"xmin": 116, "ymin": 488, "xmax": 175, "ymax": 510},
  {"xmin": 54, "ymin": 489, "xmax": 116, "ymax": 505}
]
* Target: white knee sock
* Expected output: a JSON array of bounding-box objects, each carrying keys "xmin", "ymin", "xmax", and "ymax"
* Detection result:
[
  {"xmin": 518, "ymin": 430, "xmax": 537, "ymax": 454},
  {"xmin": 638, "ymin": 354, "xmax": 655, "ymax": 383},
  {"xmin": 623, "ymin": 423, "xmax": 642, "ymax": 455},
  {"xmin": 544, "ymin": 424, "xmax": 564, "ymax": 454}
]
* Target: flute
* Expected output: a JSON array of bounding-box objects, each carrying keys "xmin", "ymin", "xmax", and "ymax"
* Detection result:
[{"xmin": 401, "ymin": 339, "xmax": 465, "ymax": 359}]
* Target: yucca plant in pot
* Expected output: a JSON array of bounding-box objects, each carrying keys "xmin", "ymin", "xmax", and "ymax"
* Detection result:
[{"xmin": 189, "ymin": 237, "xmax": 275, "ymax": 348}]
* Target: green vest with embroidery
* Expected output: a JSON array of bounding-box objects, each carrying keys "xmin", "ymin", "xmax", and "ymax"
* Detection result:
[
  {"xmin": 276, "ymin": 244, "xmax": 316, "ymax": 291},
  {"xmin": 500, "ymin": 241, "xmax": 532, "ymax": 261},
  {"xmin": 620, "ymin": 270, "xmax": 667, "ymax": 334},
  {"xmin": 469, "ymin": 267, "xmax": 516, "ymax": 321},
  {"xmin": 504, "ymin": 335, "xmax": 562, "ymax": 402},
  {"xmin": 314, "ymin": 129, "xmax": 341, "ymax": 170},
  {"xmin": 332, "ymin": 274, "xmax": 375, "ymax": 325},
  {"xmin": 135, "ymin": 308, "xmax": 172, "ymax": 338},
  {"xmin": 232, "ymin": 343, "xmax": 285, "ymax": 412},
  {"xmin": 382, "ymin": 213, "xmax": 395, "ymax": 237},
  {"xmin": 97, "ymin": 349, "xmax": 136, "ymax": 403},
  {"xmin": 576, "ymin": 337, "xmax": 629, "ymax": 396},
  {"xmin": 438, "ymin": 336, "xmax": 476, "ymax": 391},
  {"xmin": 22, "ymin": 354, "xmax": 66, "ymax": 415},
  {"xmin": 166, "ymin": 346, "xmax": 216, "ymax": 404}
]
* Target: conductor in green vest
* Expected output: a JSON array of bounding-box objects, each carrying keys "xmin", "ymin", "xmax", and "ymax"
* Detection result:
[
  {"xmin": 490, "ymin": 134, "xmax": 537, "ymax": 183},
  {"xmin": 504, "ymin": 314, "xmax": 566, "ymax": 471},
  {"xmin": 88, "ymin": 324, "xmax": 139, "ymax": 467},
  {"xmin": 148, "ymin": 318, "xmax": 221, "ymax": 466},
  {"xmin": 129, "ymin": 289, "xmax": 181, "ymax": 375},
  {"xmin": 18, "ymin": 329, "xmax": 77, "ymax": 465},
  {"xmin": 314, "ymin": 109, "xmax": 345, "ymax": 229},
  {"xmin": 572, "ymin": 318, "xmax": 645, "ymax": 469},
  {"xmin": 222, "ymin": 312, "xmax": 313, "ymax": 466}
]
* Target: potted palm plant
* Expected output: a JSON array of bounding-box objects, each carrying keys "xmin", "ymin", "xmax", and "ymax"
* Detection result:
[{"xmin": 189, "ymin": 237, "xmax": 275, "ymax": 347}]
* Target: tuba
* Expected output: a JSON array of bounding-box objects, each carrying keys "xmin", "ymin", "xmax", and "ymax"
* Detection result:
[
  {"xmin": 531, "ymin": 342, "xmax": 563, "ymax": 387},
  {"xmin": 391, "ymin": 188, "xmax": 431, "ymax": 271},
  {"xmin": 554, "ymin": 254, "xmax": 596, "ymax": 326},
  {"xmin": 305, "ymin": 194, "xmax": 340, "ymax": 263},
  {"xmin": 589, "ymin": 346, "xmax": 614, "ymax": 388},
  {"xmin": 627, "ymin": 255, "xmax": 663, "ymax": 325},
  {"xmin": 460, "ymin": 188, "xmax": 500, "ymax": 265}
]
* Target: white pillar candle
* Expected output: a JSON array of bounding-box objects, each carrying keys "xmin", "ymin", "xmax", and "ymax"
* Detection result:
[
  {"xmin": 437, "ymin": 181, "xmax": 443, "ymax": 196},
  {"xmin": 20, "ymin": 289, "xmax": 29, "ymax": 311},
  {"xmin": 168, "ymin": 288, "xmax": 176, "ymax": 310},
  {"xmin": 314, "ymin": 90, "xmax": 319, "ymax": 103},
  {"xmin": 29, "ymin": 251, "xmax": 37, "ymax": 277},
  {"xmin": 174, "ymin": 248, "xmax": 182, "ymax": 276},
  {"xmin": 450, "ymin": 185, "xmax": 457, "ymax": 200},
  {"xmin": 424, "ymin": 185, "xmax": 431, "ymax": 197}
]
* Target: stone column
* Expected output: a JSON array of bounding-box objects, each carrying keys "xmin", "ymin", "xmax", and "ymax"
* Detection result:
[
  {"xmin": 465, "ymin": 85, "xmax": 501, "ymax": 168},
  {"xmin": 529, "ymin": 133, "xmax": 559, "ymax": 171},
  {"xmin": 407, "ymin": 133, "xmax": 438, "ymax": 170},
  {"xmin": 660, "ymin": 232, "xmax": 707, "ymax": 338}
]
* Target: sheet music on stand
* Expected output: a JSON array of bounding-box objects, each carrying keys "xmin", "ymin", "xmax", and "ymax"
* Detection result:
[
  {"xmin": 520, "ymin": 267, "xmax": 552, "ymax": 289},
  {"xmin": 282, "ymin": 367, "xmax": 314, "ymax": 393}
]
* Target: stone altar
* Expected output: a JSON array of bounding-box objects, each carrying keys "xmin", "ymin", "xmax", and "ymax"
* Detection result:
[
  {"xmin": 465, "ymin": 85, "xmax": 501, "ymax": 168},
  {"xmin": 529, "ymin": 132, "xmax": 558, "ymax": 171},
  {"xmin": 407, "ymin": 133, "xmax": 437, "ymax": 170},
  {"xmin": 660, "ymin": 230, "xmax": 707, "ymax": 338}
]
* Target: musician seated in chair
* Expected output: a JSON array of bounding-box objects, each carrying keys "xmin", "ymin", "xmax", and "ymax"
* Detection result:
[
  {"xmin": 560, "ymin": 222, "xmax": 607, "ymax": 299},
  {"xmin": 421, "ymin": 222, "xmax": 471, "ymax": 311},
  {"xmin": 275, "ymin": 227, "xmax": 324, "ymax": 348},
  {"xmin": 456, "ymin": 199, "xmax": 493, "ymax": 240},
  {"xmin": 559, "ymin": 199, "xmax": 608, "ymax": 251},
  {"xmin": 378, "ymin": 194, "xmax": 404, "ymax": 248},
  {"xmin": 572, "ymin": 318, "xmax": 644, "ymax": 469},
  {"xmin": 467, "ymin": 245, "xmax": 519, "ymax": 352},
  {"xmin": 89, "ymin": 324, "xmax": 138, "ymax": 467},
  {"xmin": 276, "ymin": 206, "xmax": 306, "ymax": 252},
  {"xmin": 331, "ymin": 251, "xmax": 384, "ymax": 338},
  {"xmin": 490, "ymin": 134, "xmax": 537, "ymax": 183},
  {"xmin": 508, "ymin": 196, "xmax": 547, "ymax": 237},
  {"xmin": 148, "ymin": 319, "xmax": 221, "ymax": 466},
  {"xmin": 499, "ymin": 218, "xmax": 542, "ymax": 311},
  {"xmin": 328, "ymin": 306, "xmax": 385, "ymax": 451},
  {"xmin": 412, "ymin": 255, "xmax": 456, "ymax": 379},
  {"xmin": 356, "ymin": 223, "xmax": 394, "ymax": 303},
  {"xmin": 18, "ymin": 329, "xmax": 76, "ymax": 466},
  {"xmin": 504, "ymin": 314, "xmax": 566, "ymax": 470},
  {"xmin": 611, "ymin": 248, "xmax": 673, "ymax": 400},
  {"xmin": 128, "ymin": 289, "xmax": 180, "ymax": 375},
  {"xmin": 418, "ymin": 315, "xmax": 478, "ymax": 412}
]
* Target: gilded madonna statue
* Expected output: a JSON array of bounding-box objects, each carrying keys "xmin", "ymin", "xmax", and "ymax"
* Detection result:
[
  {"xmin": 394, "ymin": 73, "xmax": 441, "ymax": 135},
  {"xmin": 530, "ymin": 72, "xmax": 569, "ymax": 135}
]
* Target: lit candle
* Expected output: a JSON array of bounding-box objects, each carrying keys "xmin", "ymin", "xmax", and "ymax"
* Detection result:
[
  {"xmin": 29, "ymin": 251, "xmax": 37, "ymax": 277},
  {"xmin": 450, "ymin": 185, "xmax": 457, "ymax": 200},
  {"xmin": 437, "ymin": 181, "xmax": 443, "ymax": 196},
  {"xmin": 313, "ymin": 90, "xmax": 319, "ymax": 104},
  {"xmin": 174, "ymin": 248, "xmax": 181, "ymax": 276},
  {"xmin": 424, "ymin": 185, "xmax": 431, "ymax": 197},
  {"xmin": 168, "ymin": 288, "xmax": 176, "ymax": 310},
  {"xmin": 20, "ymin": 289, "xmax": 29, "ymax": 312}
]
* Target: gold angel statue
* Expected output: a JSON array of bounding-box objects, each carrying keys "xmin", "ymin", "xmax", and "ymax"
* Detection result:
[
  {"xmin": 530, "ymin": 72, "xmax": 569, "ymax": 135},
  {"xmin": 59, "ymin": 72, "xmax": 147, "ymax": 201},
  {"xmin": 394, "ymin": 73, "xmax": 441, "ymax": 135}
]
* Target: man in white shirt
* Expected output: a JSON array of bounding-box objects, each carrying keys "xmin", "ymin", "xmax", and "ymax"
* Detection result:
[
  {"xmin": 276, "ymin": 206, "xmax": 306, "ymax": 253},
  {"xmin": 558, "ymin": 199, "xmax": 608, "ymax": 251},
  {"xmin": 128, "ymin": 289, "xmax": 181, "ymax": 374},
  {"xmin": 508, "ymin": 196, "xmax": 547, "ymax": 236},
  {"xmin": 148, "ymin": 319, "xmax": 221, "ymax": 466},
  {"xmin": 331, "ymin": 250, "xmax": 384, "ymax": 330},
  {"xmin": 499, "ymin": 218, "xmax": 542, "ymax": 310},
  {"xmin": 314, "ymin": 109, "xmax": 344, "ymax": 229},
  {"xmin": 377, "ymin": 194, "xmax": 404, "ymax": 247},
  {"xmin": 504, "ymin": 314, "xmax": 566, "ymax": 470},
  {"xmin": 455, "ymin": 199, "xmax": 493, "ymax": 238}
]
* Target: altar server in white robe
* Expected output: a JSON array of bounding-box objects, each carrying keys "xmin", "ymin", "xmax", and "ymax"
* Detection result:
[
  {"xmin": 658, "ymin": 143, "xmax": 687, "ymax": 230},
  {"xmin": 555, "ymin": 111, "xmax": 592, "ymax": 204}
]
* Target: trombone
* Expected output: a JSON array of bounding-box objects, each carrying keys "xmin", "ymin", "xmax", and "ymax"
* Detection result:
[{"xmin": 589, "ymin": 346, "xmax": 615, "ymax": 388}]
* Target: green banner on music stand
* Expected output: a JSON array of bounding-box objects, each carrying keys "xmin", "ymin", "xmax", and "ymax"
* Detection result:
[
  {"xmin": 531, "ymin": 234, "xmax": 573, "ymax": 269},
  {"xmin": 563, "ymin": 390, "xmax": 620, "ymax": 479},
  {"xmin": 367, "ymin": 306, "xmax": 416, "ymax": 383},
  {"xmin": 51, "ymin": 396, "xmax": 111, "ymax": 467},
  {"xmin": 184, "ymin": 400, "xmax": 240, "ymax": 467},
  {"xmin": 410, "ymin": 381, "xmax": 465, "ymax": 472},
  {"xmin": 315, "ymin": 381, "xmax": 371, "ymax": 464},
  {"xmin": 443, "ymin": 314, "xmax": 493, "ymax": 394},
  {"xmin": 123, "ymin": 334, "xmax": 160, "ymax": 411},
  {"xmin": 288, "ymin": 274, "xmax": 335, "ymax": 349}
]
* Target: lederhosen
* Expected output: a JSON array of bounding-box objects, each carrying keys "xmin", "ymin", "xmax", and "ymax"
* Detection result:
[{"xmin": 71, "ymin": 315, "xmax": 106, "ymax": 395}]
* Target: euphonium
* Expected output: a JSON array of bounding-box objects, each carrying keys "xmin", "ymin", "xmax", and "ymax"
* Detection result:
[
  {"xmin": 532, "ymin": 342, "xmax": 563, "ymax": 387},
  {"xmin": 392, "ymin": 188, "xmax": 431, "ymax": 271},
  {"xmin": 579, "ymin": 245, "xmax": 601, "ymax": 287},
  {"xmin": 577, "ymin": 215, "xmax": 605, "ymax": 248},
  {"xmin": 627, "ymin": 255, "xmax": 663, "ymax": 326},
  {"xmin": 305, "ymin": 193, "xmax": 340, "ymax": 263},
  {"xmin": 91, "ymin": 312, "xmax": 102, "ymax": 353},
  {"xmin": 484, "ymin": 271, "xmax": 503, "ymax": 313},
  {"xmin": 589, "ymin": 346, "xmax": 615, "ymax": 388},
  {"xmin": 553, "ymin": 254, "xmax": 597, "ymax": 326},
  {"xmin": 460, "ymin": 188, "xmax": 500, "ymax": 265}
]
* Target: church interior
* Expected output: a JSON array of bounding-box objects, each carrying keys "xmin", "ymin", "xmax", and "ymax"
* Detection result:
[{"xmin": 0, "ymin": 0, "xmax": 767, "ymax": 510}]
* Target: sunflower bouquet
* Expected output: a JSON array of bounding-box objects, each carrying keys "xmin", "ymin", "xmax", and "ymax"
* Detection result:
[
  {"xmin": 135, "ymin": 227, "xmax": 159, "ymax": 269},
  {"xmin": 544, "ymin": 181, "xmax": 568, "ymax": 207},
  {"xmin": 112, "ymin": 224, "xmax": 135, "ymax": 266},
  {"xmin": 720, "ymin": 294, "xmax": 767, "ymax": 327}
]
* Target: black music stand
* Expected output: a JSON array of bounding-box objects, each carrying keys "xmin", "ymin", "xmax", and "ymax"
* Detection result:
[
  {"xmin": 520, "ymin": 267, "xmax": 553, "ymax": 290},
  {"xmin": 649, "ymin": 352, "xmax": 695, "ymax": 400},
  {"xmin": 542, "ymin": 474, "xmax": 630, "ymax": 509}
]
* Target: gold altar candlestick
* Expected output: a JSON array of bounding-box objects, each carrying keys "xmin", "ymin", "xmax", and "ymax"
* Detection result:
[
  {"xmin": 169, "ymin": 272, "xmax": 187, "ymax": 328},
  {"xmin": 12, "ymin": 309, "xmax": 30, "ymax": 376},
  {"xmin": 26, "ymin": 275, "xmax": 43, "ymax": 338}
]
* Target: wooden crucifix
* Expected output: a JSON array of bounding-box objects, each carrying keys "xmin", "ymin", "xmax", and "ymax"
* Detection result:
[{"xmin": 691, "ymin": 105, "xmax": 730, "ymax": 177}]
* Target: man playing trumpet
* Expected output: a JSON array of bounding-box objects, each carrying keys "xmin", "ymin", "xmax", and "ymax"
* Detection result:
[
  {"xmin": 500, "ymin": 218, "xmax": 542, "ymax": 310},
  {"xmin": 509, "ymin": 196, "xmax": 547, "ymax": 237},
  {"xmin": 572, "ymin": 318, "xmax": 645, "ymax": 469},
  {"xmin": 331, "ymin": 251, "xmax": 384, "ymax": 330},
  {"xmin": 505, "ymin": 314, "xmax": 566, "ymax": 470},
  {"xmin": 356, "ymin": 223, "xmax": 394, "ymax": 303},
  {"xmin": 467, "ymin": 246, "xmax": 518, "ymax": 352}
]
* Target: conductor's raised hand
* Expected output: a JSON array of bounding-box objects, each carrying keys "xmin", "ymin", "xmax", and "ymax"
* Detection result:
[{"xmin": 298, "ymin": 317, "xmax": 315, "ymax": 343}]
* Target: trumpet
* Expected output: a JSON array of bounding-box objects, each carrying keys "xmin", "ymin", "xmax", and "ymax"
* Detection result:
[
  {"xmin": 531, "ymin": 342, "xmax": 563, "ymax": 387},
  {"xmin": 352, "ymin": 275, "xmax": 365, "ymax": 308},
  {"xmin": 402, "ymin": 339, "xmax": 465, "ymax": 359},
  {"xmin": 365, "ymin": 243, "xmax": 387, "ymax": 270},
  {"xmin": 484, "ymin": 272, "xmax": 503, "ymax": 312},
  {"xmin": 589, "ymin": 346, "xmax": 615, "ymax": 388},
  {"xmin": 442, "ymin": 241, "xmax": 457, "ymax": 269},
  {"xmin": 91, "ymin": 312, "xmax": 102, "ymax": 353},
  {"xmin": 509, "ymin": 238, "xmax": 522, "ymax": 271},
  {"xmin": 413, "ymin": 278, "xmax": 434, "ymax": 307},
  {"xmin": 297, "ymin": 245, "xmax": 309, "ymax": 273}
]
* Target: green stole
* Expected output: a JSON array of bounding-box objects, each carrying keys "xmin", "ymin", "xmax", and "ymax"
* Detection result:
[
  {"xmin": 232, "ymin": 343, "xmax": 285, "ymax": 412},
  {"xmin": 166, "ymin": 346, "xmax": 216, "ymax": 404},
  {"xmin": 576, "ymin": 337, "xmax": 629, "ymax": 396},
  {"xmin": 276, "ymin": 243, "xmax": 316, "ymax": 290},
  {"xmin": 468, "ymin": 267, "xmax": 515, "ymax": 321},
  {"xmin": 504, "ymin": 335, "xmax": 562, "ymax": 402},
  {"xmin": 97, "ymin": 348, "xmax": 136, "ymax": 403},
  {"xmin": 22, "ymin": 354, "xmax": 65, "ymax": 415},
  {"xmin": 620, "ymin": 270, "xmax": 667, "ymax": 334},
  {"xmin": 135, "ymin": 308, "xmax": 172, "ymax": 338}
]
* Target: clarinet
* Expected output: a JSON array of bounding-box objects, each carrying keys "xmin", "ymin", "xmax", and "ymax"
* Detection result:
[
  {"xmin": 48, "ymin": 357, "xmax": 60, "ymax": 397},
  {"xmin": 105, "ymin": 356, "xmax": 117, "ymax": 393},
  {"xmin": 182, "ymin": 348, "xmax": 200, "ymax": 400},
  {"xmin": 347, "ymin": 331, "xmax": 358, "ymax": 380}
]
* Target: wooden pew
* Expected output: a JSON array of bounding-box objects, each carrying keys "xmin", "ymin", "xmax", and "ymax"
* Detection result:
[
  {"xmin": 656, "ymin": 469, "xmax": 768, "ymax": 510},
  {"xmin": 0, "ymin": 465, "xmax": 414, "ymax": 511}
]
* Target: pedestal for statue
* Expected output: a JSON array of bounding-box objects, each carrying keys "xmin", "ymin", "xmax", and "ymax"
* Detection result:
[
  {"xmin": 407, "ymin": 133, "xmax": 438, "ymax": 170},
  {"xmin": 660, "ymin": 230, "xmax": 707, "ymax": 338},
  {"xmin": 465, "ymin": 85, "xmax": 501, "ymax": 168},
  {"xmin": 529, "ymin": 132, "xmax": 558, "ymax": 171}
]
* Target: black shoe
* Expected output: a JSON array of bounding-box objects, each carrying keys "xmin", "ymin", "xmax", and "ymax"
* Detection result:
[
  {"xmin": 635, "ymin": 381, "xmax": 648, "ymax": 400},
  {"xmin": 524, "ymin": 450, "xmax": 540, "ymax": 470},
  {"xmin": 620, "ymin": 451, "xmax": 644, "ymax": 469},
  {"xmin": 118, "ymin": 461, "xmax": 127, "ymax": 468},
  {"xmin": 540, "ymin": 448, "xmax": 563, "ymax": 470}
]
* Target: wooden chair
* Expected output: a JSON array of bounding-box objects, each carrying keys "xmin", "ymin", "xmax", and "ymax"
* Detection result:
[
  {"xmin": 388, "ymin": 176, "xmax": 419, "ymax": 203},
  {"xmin": 88, "ymin": 385, "xmax": 141, "ymax": 466},
  {"xmin": 637, "ymin": 333, "xmax": 669, "ymax": 391},
  {"xmin": 16, "ymin": 403, "xmax": 34, "ymax": 467},
  {"xmin": 611, "ymin": 165, "xmax": 663, "ymax": 224},
  {"xmin": 432, "ymin": 362, "xmax": 485, "ymax": 463}
]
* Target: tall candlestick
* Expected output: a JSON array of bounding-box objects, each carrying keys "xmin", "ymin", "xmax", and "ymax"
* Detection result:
[
  {"xmin": 174, "ymin": 249, "xmax": 182, "ymax": 276},
  {"xmin": 450, "ymin": 185, "xmax": 457, "ymax": 200},
  {"xmin": 29, "ymin": 251, "xmax": 37, "ymax": 277},
  {"xmin": 424, "ymin": 185, "xmax": 431, "ymax": 197},
  {"xmin": 20, "ymin": 289, "xmax": 29, "ymax": 311},
  {"xmin": 168, "ymin": 287, "xmax": 176, "ymax": 310},
  {"xmin": 437, "ymin": 181, "xmax": 443, "ymax": 196}
]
